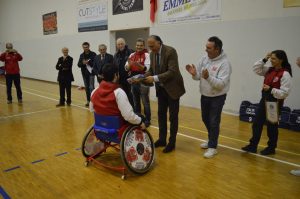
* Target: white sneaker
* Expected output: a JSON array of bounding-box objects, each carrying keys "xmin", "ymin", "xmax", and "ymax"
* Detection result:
[
  {"xmin": 200, "ymin": 142, "xmax": 208, "ymax": 149},
  {"xmin": 203, "ymin": 148, "xmax": 217, "ymax": 158},
  {"xmin": 290, "ymin": 169, "xmax": 300, "ymax": 176}
]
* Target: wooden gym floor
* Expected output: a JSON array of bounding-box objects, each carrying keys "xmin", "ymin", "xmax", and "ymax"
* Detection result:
[{"xmin": 0, "ymin": 77, "xmax": 299, "ymax": 199}]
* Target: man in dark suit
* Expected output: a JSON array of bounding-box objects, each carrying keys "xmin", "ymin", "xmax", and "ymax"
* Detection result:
[
  {"xmin": 144, "ymin": 35, "xmax": 185, "ymax": 153},
  {"xmin": 55, "ymin": 47, "xmax": 74, "ymax": 106},
  {"xmin": 93, "ymin": 44, "xmax": 113, "ymax": 83}
]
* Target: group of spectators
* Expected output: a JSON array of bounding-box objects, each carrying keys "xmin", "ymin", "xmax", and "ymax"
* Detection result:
[{"xmin": 1, "ymin": 35, "xmax": 298, "ymax": 176}]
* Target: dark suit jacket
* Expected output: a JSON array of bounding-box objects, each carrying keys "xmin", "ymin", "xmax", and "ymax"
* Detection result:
[
  {"xmin": 92, "ymin": 53, "xmax": 114, "ymax": 76},
  {"xmin": 56, "ymin": 56, "xmax": 74, "ymax": 82},
  {"xmin": 77, "ymin": 51, "xmax": 97, "ymax": 76},
  {"xmin": 149, "ymin": 44, "xmax": 185, "ymax": 100}
]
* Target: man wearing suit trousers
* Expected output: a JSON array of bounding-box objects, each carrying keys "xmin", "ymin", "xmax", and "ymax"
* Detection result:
[
  {"xmin": 93, "ymin": 44, "xmax": 113, "ymax": 83},
  {"xmin": 144, "ymin": 35, "xmax": 185, "ymax": 153},
  {"xmin": 55, "ymin": 47, "xmax": 74, "ymax": 106}
]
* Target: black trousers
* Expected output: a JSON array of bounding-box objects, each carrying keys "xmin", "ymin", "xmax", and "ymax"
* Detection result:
[
  {"xmin": 201, "ymin": 94, "xmax": 226, "ymax": 148},
  {"xmin": 249, "ymin": 98, "xmax": 281, "ymax": 149},
  {"xmin": 5, "ymin": 74, "xmax": 22, "ymax": 101},
  {"xmin": 59, "ymin": 80, "xmax": 72, "ymax": 104},
  {"xmin": 157, "ymin": 87, "xmax": 180, "ymax": 146}
]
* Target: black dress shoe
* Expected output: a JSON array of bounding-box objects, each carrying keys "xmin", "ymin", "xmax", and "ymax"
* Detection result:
[
  {"xmin": 154, "ymin": 140, "xmax": 166, "ymax": 148},
  {"xmin": 241, "ymin": 145, "xmax": 257, "ymax": 153},
  {"xmin": 163, "ymin": 144, "xmax": 175, "ymax": 153},
  {"xmin": 56, "ymin": 103, "xmax": 65, "ymax": 107},
  {"xmin": 260, "ymin": 147, "xmax": 275, "ymax": 155}
]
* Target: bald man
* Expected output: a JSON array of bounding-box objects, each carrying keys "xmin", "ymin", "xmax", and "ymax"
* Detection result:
[
  {"xmin": 144, "ymin": 35, "xmax": 185, "ymax": 153},
  {"xmin": 113, "ymin": 38, "xmax": 134, "ymax": 106}
]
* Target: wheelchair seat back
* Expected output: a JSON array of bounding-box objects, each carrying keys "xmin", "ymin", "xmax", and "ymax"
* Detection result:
[{"xmin": 94, "ymin": 113, "xmax": 122, "ymax": 143}]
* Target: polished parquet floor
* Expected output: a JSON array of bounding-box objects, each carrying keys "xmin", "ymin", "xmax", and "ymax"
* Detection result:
[{"xmin": 0, "ymin": 77, "xmax": 299, "ymax": 199}]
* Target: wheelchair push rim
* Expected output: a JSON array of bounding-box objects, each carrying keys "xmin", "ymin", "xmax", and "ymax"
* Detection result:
[
  {"xmin": 120, "ymin": 126, "xmax": 155, "ymax": 175},
  {"xmin": 81, "ymin": 125, "xmax": 105, "ymax": 158}
]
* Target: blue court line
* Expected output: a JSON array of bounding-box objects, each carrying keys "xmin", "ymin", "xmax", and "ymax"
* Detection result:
[
  {"xmin": 55, "ymin": 152, "xmax": 68, "ymax": 157},
  {"xmin": 3, "ymin": 166, "xmax": 21, "ymax": 172},
  {"xmin": 0, "ymin": 186, "xmax": 11, "ymax": 199},
  {"xmin": 31, "ymin": 159, "xmax": 45, "ymax": 164}
]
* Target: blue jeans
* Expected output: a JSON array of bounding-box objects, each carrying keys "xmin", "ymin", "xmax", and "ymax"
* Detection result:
[
  {"xmin": 201, "ymin": 94, "xmax": 226, "ymax": 148},
  {"xmin": 82, "ymin": 73, "xmax": 95, "ymax": 102},
  {"xmin": 131, "ymin": 84, "xmax": 151, "ymax": 122}
]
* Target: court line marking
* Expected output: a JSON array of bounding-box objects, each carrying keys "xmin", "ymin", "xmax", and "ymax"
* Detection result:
[
  {"xmin": 0, "ymin": 108, "xmax": 60, "ymax": 120},
  {"xmin": 150, "ymin": 126, "xmax": 300, "ymax": 168},
  {"xmin": 0, "ymin": 186, "xmax": 11, "ymax": 199},
  {"xmin": 55, "ymin": 152, "xmax": 68, "ymax": 157},
  {"xmin": 175, "ymin": 122, "xmax": 300, "ymax": 156},
  {"xmin": 0, "ymin": 83, "xmax": 88, "ymax": 109},
  {"xmin": 31, "ymin": 159, "xmax": 45, "ymax": 164},
  {"xmin": 3, "ymin": 166, "xmax": 21, "ymax": 172},
  {"xmin": 1, "ymin": 83, "xmax": 299, "ymax": 167},
  {"xmin": 2, "ymin": 83, "xmax": 298, "ymax": 156}
]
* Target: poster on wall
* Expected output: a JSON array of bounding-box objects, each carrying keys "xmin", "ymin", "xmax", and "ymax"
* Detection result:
[
  {"xmin": 284, "ymin": 0, "xmax": 300, "ymax": 7},
  {"xmin": 78, "ymin": 0, "xmax": 108, "ymax": 32},
  {"xmin": 112, "ymin": 0, "xmax": 143, "ymax": 15},
  {"xmin": 43, "ymin": 11, "xmax": 57, "ymax": 35},
  {"xmin": 159, "ymin": 0, "xmax": 221, "ymax": 24}
]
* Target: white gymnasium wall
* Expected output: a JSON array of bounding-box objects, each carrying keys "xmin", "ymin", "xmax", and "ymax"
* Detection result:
[
  {"xmin": 0, "ymin": 0, "xmax": 300, "ymax": 113},
  {"xmin": 150, "ymin": 0, "xmax": 300, "ymax": 113}
]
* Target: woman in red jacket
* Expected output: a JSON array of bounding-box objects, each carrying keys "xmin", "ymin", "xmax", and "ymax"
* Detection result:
[
  {"xmin": 242, "ymin": 50, "xmax": 292, "ymax": 155},
  {"xmin": 0, "ymin": 43, "xmax": 23, "ymax": 104}
]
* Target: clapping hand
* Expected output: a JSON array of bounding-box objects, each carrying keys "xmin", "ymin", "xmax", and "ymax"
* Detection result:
[
  {"xmin": 185, "ymin": 64, "xmax": 196, "ymax": 76},
  {"xmin": 202, "ymin": 69, "xmax": 209, "ymax": 79}
]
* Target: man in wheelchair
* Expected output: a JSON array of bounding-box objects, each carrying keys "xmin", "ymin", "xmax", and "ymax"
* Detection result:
[{"xmin": 89, "ymin": 63, "xmax": 146, "ymax": 130}]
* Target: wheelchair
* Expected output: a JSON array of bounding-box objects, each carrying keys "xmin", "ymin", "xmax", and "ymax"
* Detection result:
[{"xmin": 81, "ymin": 113, "xmax": 155, "ymax": 179}]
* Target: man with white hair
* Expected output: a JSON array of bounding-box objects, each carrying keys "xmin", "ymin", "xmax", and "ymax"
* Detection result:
[
  {"xmin": 0, "ymin": 42, "xmax": 23, "ymax": 104},
  {"xmin": 55, "ymin": 47, "xmax": 74, "ymax": 106},
  {"xmin": 113, "ymin": 38, "xmax": 134, "ymax": 106}
]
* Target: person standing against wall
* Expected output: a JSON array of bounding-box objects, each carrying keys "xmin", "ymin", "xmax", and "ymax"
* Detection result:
[
  {"xmin": 125, "ymin": 38, "xmax": 151, "ymax": 127},
  {"xmin": 55, "ymin": 47, "xmax": 74, "ymax": 106},
  {"xmin": 0, "ymin": 43, "xmax": 23, "ymax": 104},
  {"xmin": 186, "ymin": 36, "xmax": 232, "ymax": 158},
  {"xmin": 78, "ymin": 42, "xmax": 96, "ymax": 107},
  {"xmin": 144, "ymin": 35, "xmax": 185, "ymax": 153},
  {"xmin": 241, "ymin": 50, "xmax": 292, "ymax": 155},
  {"xmin": 93, "ymin": 44, "xmax": 113, "ymax": 83},
  {"xmin": 113, "ymin": 38, "xmax": 134, "ymax": 106}
]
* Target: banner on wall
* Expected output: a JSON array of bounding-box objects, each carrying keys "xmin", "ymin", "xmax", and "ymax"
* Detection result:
[
  {"xmin": 77, "ymin": 0, "xmax": 108, "ymax": 32},
  {"xmin": 284, "ymin": 0, "xmax": 300, "ymax": 7},
  {"xmin": 112, "ymin": 0, "xmax": 143, "ymax": 15},
  {"xmin": 43, "ymin": 12, "xmax": 58, "ymax": 35},
  {"xmin": 159, "ymin": 0, "xmax": 221, "ymax": 24}
]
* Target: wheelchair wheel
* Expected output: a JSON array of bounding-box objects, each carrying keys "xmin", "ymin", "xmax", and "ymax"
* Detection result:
[
  {"xmin": 81, "ymin": 125, "xmax": 105, "ymax": 158},
  {"xmin": 120, "ymin": 126, "xmax": 155, "ymax": 175}
]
